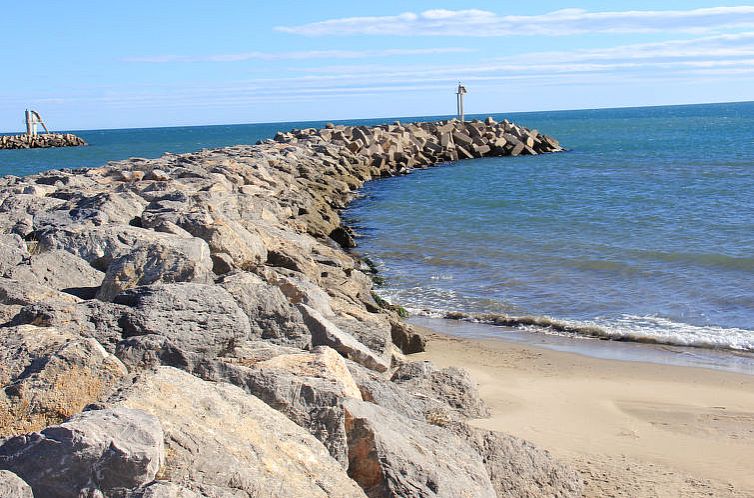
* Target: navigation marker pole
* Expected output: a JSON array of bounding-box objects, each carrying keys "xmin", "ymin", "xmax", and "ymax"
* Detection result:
[{"xmin": 456, "ymin": 83, "xmax": 467, "ymax": 122}]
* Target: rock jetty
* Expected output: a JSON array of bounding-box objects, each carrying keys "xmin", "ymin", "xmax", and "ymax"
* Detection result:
[
  {"xmin": 0, "ymin": 133, "xmax": 86, "ymax": 150},
  {"xmin": 0, "ymin": 118, "xmax": 581, "ymax": 497}
]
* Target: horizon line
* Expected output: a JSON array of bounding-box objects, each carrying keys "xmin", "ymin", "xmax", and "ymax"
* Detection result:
[{"xmin": 1, "ymin": 98, "xmax": 752, "ymax": 135}]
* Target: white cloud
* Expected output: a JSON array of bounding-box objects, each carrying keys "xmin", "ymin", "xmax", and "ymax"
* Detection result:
[
  {"xmin": 500, "ymin": 32, "xmax": 754, "ymax": 63},
  {"xmin": 276, "ymin": 6, "xmax": 754, "ymax": 36},
  {"xmin": 124, "ymin": 47, "xmax": 473, "ymax": 63}
]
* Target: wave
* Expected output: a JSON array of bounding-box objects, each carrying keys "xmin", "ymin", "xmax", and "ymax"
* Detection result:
[{"xmin": 435, "ymin": 310, "xmax": 754, "ymax": 352}]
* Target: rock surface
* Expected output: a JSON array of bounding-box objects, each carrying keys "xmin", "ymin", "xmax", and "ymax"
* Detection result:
[
  {"xmin": 0, "ymin": 119, "xmax": 582, "ymax": 497},
  {"xmin": 111, "ymin": 366, "xmax": 366, "ymax": 498},
  {"xmin": 0, "ymin": 470, "xmax": 33, "ymax": 498},
  {"xmin": 0, "ymin": 407, "xmax": 163, "ymax": 498},
  {"xmin": 0, "ymin": 325, "xmax": 127, "ymax": 437},
  {"xmin": 343, "ymin": 398, "xmax": 497, "ymax": 497}
]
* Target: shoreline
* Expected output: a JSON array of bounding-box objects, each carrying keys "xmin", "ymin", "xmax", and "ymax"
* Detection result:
[
  {"xmin": 408, "ymin": 316, "xmax": 754, "ymax": 376},
  {"xmin": 413, "ymin": 321, "xmax": 754, "ymax": 496}
]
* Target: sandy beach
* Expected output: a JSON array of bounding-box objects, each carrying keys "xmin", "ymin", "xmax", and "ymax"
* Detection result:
[{"xmin": 414, "ymin": 324, "xmax": 754, "ymax": 497}]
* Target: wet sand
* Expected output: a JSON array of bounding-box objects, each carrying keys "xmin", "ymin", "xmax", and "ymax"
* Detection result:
[{"xmin": 413, "ymin": 323, "xmax": 754, "ymax": 497}]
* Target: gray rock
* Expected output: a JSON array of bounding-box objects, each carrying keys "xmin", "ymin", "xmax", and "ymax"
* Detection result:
[
  {"xmin": 392, "ymin": 361, "xmax": 490, "ymax": 418},
  {"xmin": 10, "ymin": 299, "xmax": 130, "ymax": 352},
  {"xmin": 115, "ymin": 283, "xmax": 250, "ymax": 357},
  {"xmin": 299, "ymin": 304, "xmax": 389, "ymax": 373},
  {"xmin": 451, "ymin": 423, "xmax": 584, "ymax": 498},
  {"xmin": 342, "ymin": 398, "xmax": 496, "ymax": 498},
  {"xmin": 0, "ymin": 325, "xmax": 128, "ymax": 437},
  {"xmin": 0, "ymin": 470, "xmax": 33, "ymax": 498},
  {"xmin": 38, "ymin": 224, "xmax": 188, "ymax": 271},
  {"xmin": 33, "ymin": 191, "xmax": 147, "ymax": 229},
  {"xmin": 97, "ymin": 237, "xmax": 213, "ymax": 301},
  {"xmin": 127, "ymin": 481, "xmax": 202, "ymax": 498},
  {"xmin": 218, "ymin": 271, "xmax": 311, "ymax": 348},
  {"xmin": 4, "ymin": 249, "xmax": 104, "ymax": 296},
  {"xmin": 0, "ymin": 407, "xmax": 164, "ymax": 498},
  {"xmin": 0, "ymin": 277, "xmax": 80, "ymax": 307},
  {"xmin": 111, "ymin": 367, "xmax": 366, "ymax": 498},
  {"xmin": 390, "ymin": 320, "xmax": 427, "ymax": 354},
  {"xmin": 330, "ymin": 314, "xmax": 394, "ymax": 361},
  {"xmin": 0, "ymin": 234, "xmax": 28, "ymax": 276},
  {"xmin": 200, "ymin": 346, "xmax": 361, "ymax": 467},
  {"xmin": 261, "ymin": 269, "xmax": 334, "ymax": 316}
]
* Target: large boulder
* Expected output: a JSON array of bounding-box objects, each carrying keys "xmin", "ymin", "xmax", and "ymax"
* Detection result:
[
  {"xmin": 199, "ymin": 346, "xmax": 362, "ymax": 467},
  {"xmin": 342, "ymin": 398, "xmax": 496, "ymax": 497},
  {"xmin": 33, "ymin": 190, "xmax": 147, "ymax": 229},
  {"xmin": 0, "ymin": 234, "xmax": 28, "ymax": 276},
  {"xmin": 0, "ymin": 325, "xmax": 127, "ymax": 437},
  {"xmin": 3, "ymin": 249, "xmax": 104, "ymax": 297},
  {"xmin": 110, "ymin": 367, "xmax": 366, "ymax": 497},
  {"xmin": 299, "ymin": 304, "xmax": 389, "ymax": 373},
  {"xmin": 0, "ymin": 470, "xmax": 33, "ymax": 498},
  {"xmin": 9, "ymin": 300, "xmax": 130, "ymax": 353},
  {"xmin": 114, "ymin": 283, "xmax": 251, "ymax": 357},
  {"xmin": 0, "ymin": 277, "xmax": 80, "ymax": 308},
  {"xmin": 97, "ymin": 237, "xmax": 213, "ymax": 301},
  {"xmin": 0, "ymin": 407, "xmax": 164, "ymax": 498},
  {"xmin": 37, "ymin": 224, "xmax": 194, "ymax": 271},
  {"xmin": 391, "ymin": 361, "xmax": 490, "ymax": 419},
  {"xmin": 218, "ymin": 271, "xmax": 311, "ymax": 348},
  {"xmin": 127, "ymin": 481, "xmax": 202, "ymax": 497},
  {"xmin": 451, "ymin": 423, "xmax": 583, "ymax": 498}
]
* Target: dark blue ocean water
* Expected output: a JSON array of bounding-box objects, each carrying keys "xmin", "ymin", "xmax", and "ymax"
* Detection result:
[
  {"xmin": 2, "ymin": 103, "xmax": 753, "ymax": 351},
  {"xmin": 347, "ymin": 102, "xmax": 754, "ymax": 351}
]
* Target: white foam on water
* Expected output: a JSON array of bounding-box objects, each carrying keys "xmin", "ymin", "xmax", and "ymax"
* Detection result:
[
  {"xmin": 586, "ymin": 315, "xmax": 754, "ymax": 351},
  {"xmin": 373, "ymin": 287, "xmax": 754, "ymax": 351}
]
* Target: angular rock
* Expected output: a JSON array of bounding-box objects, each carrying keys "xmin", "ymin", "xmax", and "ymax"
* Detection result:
[
  {"xmin": 3, "ymin": 249, "xmax": 104, "ymax": 297},
  {"xmin": 0, "ymin": 325, "xmax": 128, "ymax": 437},
  {"xmin": 330, "ymin": 314, "xmax": 394, "ymax": 361},
  {"xmin": 0, "ymin": 407, "xmax": 164, "ymax": 498},
  {"xmin": 390, "ymin": 320, "xmax": 427, "ymax": 354},
  {"xmin": 451, "ymin": 423, "xmax": 583, "ymax": 498},
  {"xmin": 127, "ymin": 481, "xmax": 202, "ymax": 498},
  {"xmin": 0, "ymin": 277, "xmax": 80, "ymax": 308},
  {"xmin": 392, "ymin": 361, "xmax": 490, "ymax": 419},
  {"xmin": 114, "ymin": 283, "xmax": 250, "ymax": 357},
  {"xmin": 218, "ymin": 271, "xmax": 311, "ymax": 348},
  {"xmin": 343, "ymin": 398, "xmax": 496, "ymax": 497},
  {"xmin": 10, "ymin": 300, "xmax": 130, "ymax": 353},
  {"xmin": 299, "ymin": 304, "xmax": 389, "ymax": 373},
  {"xmin": 111, "ymin": 367, "xmax": 366, "ymax": 497},
  {"xmin": 0, "ymin": 470, "xmax": 33, "ymax": 498},
  {"xmin": 38, "ymin": 224, "xmax": 189, "ymax": 271},
  {"xmin": 97, "ymin": 237, "xmax": 213, "ymax": 301},
  {"xmin": 0, "ymin": 234, "xmax": 28, "ymax": 276}
]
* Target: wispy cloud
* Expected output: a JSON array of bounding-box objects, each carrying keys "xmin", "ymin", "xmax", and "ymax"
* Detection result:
[
  {"xmin": 124, "ymin": 47, "xmax": 473, "ymax": 63},
  {"xmin": 276, "ymin": 6, "xmax": 754, "ymax": 37},
  {"xmin": 502, "ymin": 32, "xmax": 754, "ymax": 63}
]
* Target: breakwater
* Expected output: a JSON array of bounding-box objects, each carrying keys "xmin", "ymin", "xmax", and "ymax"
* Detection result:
[
  {"xmin": 0, "ymin": 133, "xmax": 86, "ymax": 150},
  {"xmin": 0, "ymin": 118, "xmax": 579, "ymax": 497}
]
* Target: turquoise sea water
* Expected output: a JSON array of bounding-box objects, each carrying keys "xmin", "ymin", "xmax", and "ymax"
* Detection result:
[
  {"xmin": 347, "ymin": 102, "xmax": 754, "ymax": 351},
  {"xmin": 2, "ymin": 102, "xmax": 753, "ymax": 352}
]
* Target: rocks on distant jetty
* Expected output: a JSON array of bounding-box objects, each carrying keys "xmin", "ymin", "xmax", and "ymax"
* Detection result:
[
  {"xmin": 0, "ymin": 133, "xmax": 86, "ymax": 150},
  {"xmin": 268, "ymin": 116, "xmax": 562, "ymax": 173},
  {"xmin": 0, "ymin": 118, "xmax": 581, "ymax": 497}
]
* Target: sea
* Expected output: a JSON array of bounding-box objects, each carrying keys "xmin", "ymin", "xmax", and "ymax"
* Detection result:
[{"xmin": 3, "ymin": 102, "xmax": 754, "ymax": 368}]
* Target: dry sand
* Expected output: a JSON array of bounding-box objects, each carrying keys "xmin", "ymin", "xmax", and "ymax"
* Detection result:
[{"xmin": 414, "ymin": 327, "xmax": 754, "ymax": 497}]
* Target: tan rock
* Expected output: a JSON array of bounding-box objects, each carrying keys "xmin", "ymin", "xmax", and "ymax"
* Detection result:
[{"xmin": 112, "ymin": 367, "xmax": 366, "ymax": 498}]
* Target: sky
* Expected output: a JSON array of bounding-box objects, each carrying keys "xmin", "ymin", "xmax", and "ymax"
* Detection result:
[{"xmin": 3, "ymin": 1, "xmax": 754, "ymax": 131}]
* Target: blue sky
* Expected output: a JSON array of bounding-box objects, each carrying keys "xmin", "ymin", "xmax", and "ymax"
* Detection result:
[{"xmin": 3, "ymin": 1, "xmax": 754, "ymax": 131}]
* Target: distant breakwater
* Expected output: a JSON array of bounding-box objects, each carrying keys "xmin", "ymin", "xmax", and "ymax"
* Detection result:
[
  {"xmin": 266, "ymin": 117, "xmax": 563, "ymax": 173},
  {"xmin": 0, "ymin": 133, "xmax": 86, "ymax": 150}
]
